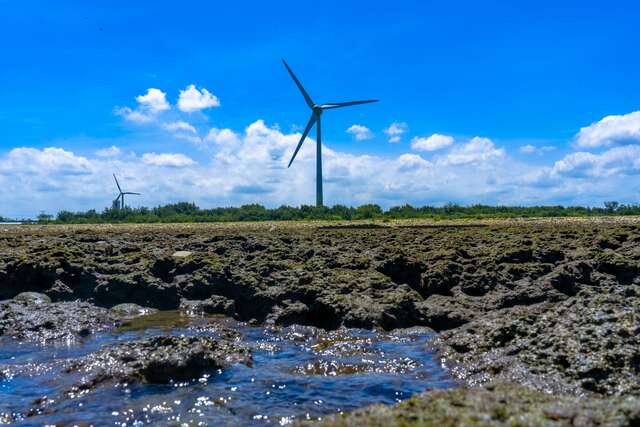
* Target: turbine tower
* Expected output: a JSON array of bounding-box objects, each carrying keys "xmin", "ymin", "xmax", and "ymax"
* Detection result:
[
  {"xmin": 283, "ymin": 59, "xmax": 378, "ymax": 206},
  {"xmin": 113, "ymin": 174, "xmax": 141, "ymax": 209}
]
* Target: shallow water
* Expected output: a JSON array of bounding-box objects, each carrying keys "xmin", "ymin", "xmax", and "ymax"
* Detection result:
[{"xmin": 0, "ymin": 314, "xmax": 456, "ymax": 426}]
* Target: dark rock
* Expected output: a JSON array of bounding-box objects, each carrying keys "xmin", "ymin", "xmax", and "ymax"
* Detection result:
[
  {"xmin": 13, "ymin": 291, "xmax": 51, "ymax": 305},
  {"xmin": 308, "ymin": 382, "xmax": 640, "ymax": 427},
  {"xmin": 180, "ymin": 295, "xmax": 236, "ymax": 316},
  {"xmin": 64, "ymin": 335, "xmax": 251, "ymax": 391},
  {"xmin": 110, "ymin": 303, "xmax": 158, "ymax": 319},
  {"xmin": 0, "ymin": 300, "xmax": 116, "ymax": 342},
  {"xmin": 432, "ymin": 287, "xmax": 640, "ymax": 396}
]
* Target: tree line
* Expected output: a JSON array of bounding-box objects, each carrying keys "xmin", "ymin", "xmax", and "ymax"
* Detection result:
[{"xmin": 21, "ymin": 200, "xmax": 640, "ymax": 224}]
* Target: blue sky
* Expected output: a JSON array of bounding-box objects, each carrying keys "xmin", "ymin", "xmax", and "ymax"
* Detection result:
[{"xmin": 1, "ymin": 1, "xmax": 640, "ymax": 217}]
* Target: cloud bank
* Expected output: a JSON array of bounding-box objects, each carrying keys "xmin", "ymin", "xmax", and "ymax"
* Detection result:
[{"xmin": 2, "ymin": 86, "xmax": 639, "ymax": 218}]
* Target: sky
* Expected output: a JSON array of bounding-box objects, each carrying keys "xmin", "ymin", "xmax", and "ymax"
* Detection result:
[{"xmin": 1, "ymin": 0, "xmax": 640, "ymax": 217}]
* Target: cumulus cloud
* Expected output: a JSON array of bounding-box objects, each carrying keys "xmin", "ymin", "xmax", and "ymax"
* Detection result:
[
  {"xmin": 411, "ymin": 134, "xmax": 454, "ymax": 152},
  {"xmin": 0, "ymin": 122, "xmax": 540, "ymax": 217},
  {"xmin": 114, "ymin": 107, "xmax": 153, "ymax": 123},
  {"xmin": 2, "ymin": 147, "xmax": 93, "ymax": 174},
  {"xmin": 519, "ymin": 144, "xmax": 556, "ymax": 155},
  {"xmin": 384, "ymin": 122, "xmax": 408, "ymax": 143},
  {"xmin": 162, "ymin": 121, "xmax": 197, "ymax": 134},
  {"xmin": 575, "ymin": 111, "xmax": 640, "ymax": 148},
  {"xmin": 551, "ymin": 145, "xmax": 640, "ymax": 178},
  {"xmin": 96, "ymin": 146, "xmax": 121, "ymax": 157},
  {"xmin": 520, "ymin": 144, "xmax": 536, "ymax": 153},
  {"xmin": 439, "ymin": 137, "xmax": 504, "ymax": 165},
  {"xmin": 141, "ymin": 153, "xmax": 196, "ymax": 168},
  {"xmin": 205, "ymin": 128, "xmax": 240, "ymax": 145},
  {"xmin": 136, "ymin": 88, "xmax": 170, "ymax": 113},
  {"xmin": 115, "ymin": 88, "xmax": 169, "ymax": 123},
  {"xmin": 396, "ymin": 154, "xmax": 432, "ymax": 172},
  {"xmin": 346, "ymin": 124, "xmax": 374, "ymax": 141},
  {"xmin": 178, "ymin": 85, "xmax": 220, "ymax": 113},
  {"xmin": 7, "ymin": 110, "xmax": 640, "ymax": 218}
]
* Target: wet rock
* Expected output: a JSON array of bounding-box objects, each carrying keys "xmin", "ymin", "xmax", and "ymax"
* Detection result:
[
  {"xmin": 308, "ymin": 382, "xmax": 640, "ymax": 427},
  {"xmin": 46, "ymin": 279, "xmax": 75, "ymax": 300},
  {"xmin": 110, "ymin": 303, "xmax": 158, "ymax": 319},
  {"xmin": 93, "ymin": 275, "xmax": 180, "ymax": 310},
  {"xmin": 266, "ymin": 300, "xmax": 310, "ymax": 326},
  {"xmin": 3, "ymin": 219, "xmax": 640, "ymax": 411},
  {"xmin": 432, "ymin": 287, "xmax": 640, "ymax": 396},
  {"xmin": 65, "ymin": 335, "xmax": 251, "ymax": 391},
  {"xmin": 13, "ymin": 291, "xmax": 51, "ymax": 305},
  {"xmin": 0, "ymin": 300, "xmax": 116, "ymax": 342},
  {"xmin": 172, "ymin": 250, "xmax": 193, "ymax": 258},
  {"xmin": 180, "ymin": 296, "xmax": 236, "ymax": 316}
]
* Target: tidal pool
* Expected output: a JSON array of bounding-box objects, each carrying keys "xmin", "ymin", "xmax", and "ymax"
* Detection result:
[{"xmin": 0, "ymin": 314, "xmax": 456, "ymax": 426}]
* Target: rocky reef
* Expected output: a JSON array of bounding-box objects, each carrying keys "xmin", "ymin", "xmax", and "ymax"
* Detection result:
[
  {"xmin": 309, "ymin": 382, "xmax": 640, "ymax": 427},
  {"xmin": 1, "ymin": 219, "xmax": 639, "ymax": 425}
]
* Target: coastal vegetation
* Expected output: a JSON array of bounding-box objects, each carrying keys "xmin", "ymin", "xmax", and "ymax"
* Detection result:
[{"xmin": 20, "ymin": 200, "xmax": 640, "ymax": 224}]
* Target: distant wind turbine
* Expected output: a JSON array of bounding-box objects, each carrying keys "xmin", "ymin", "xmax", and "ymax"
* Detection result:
[
  {"xmin": 113, "ymin": 174, "xmax": 140, "ymax": 209},
  {"xmin": 282, "ymin": 59, "xmax": 378, "ymax": 207}
]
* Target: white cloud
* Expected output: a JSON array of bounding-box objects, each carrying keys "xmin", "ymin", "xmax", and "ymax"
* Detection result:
[
  {"xmin": 96, "ymin": 146, "xmax": 121, "ymax": 157},
  {"xmin": 520, "ymin": 144, "xmax": 556, "ymax": 155},
  {"xmin": 115, "ymin": 88, "xmax": 169, "ymax": 123},
  {"xmin": 1, "ymin": 147, "xmax": 93, "ymax": 174},
  {"xmin": 575, "ymin": 111, "xmax": 640, "ymax": 148},
  {"xmin": 384, "ymin": 122, "xmax": 408, "ymax": 143},
  {"xmin": 136, "ymin": 88, "xmax": 170, "ymax": 113},
  {"xmin": 439, "ymin": 137, "xmax": 504, "ymax": 165},
  {"xmin": 7, "ymin": 111, "xmax": 640, "ymax": 218},
  {"xmin": 411, "ymin": 134, "xmax": 454, "ymax": 152},
  {"xmin": 162, "ymin": 121, "xmax": 197, "ymax": 134},
  {"xmin": 206, "ymin": 128, "xmax": 240, "ymax": 145},
  {"xmin": 551, "ymin": 145, "xmax": 640, "ymax": 178},
  {"xmin": 141, "ymin": 153, "xmax": 196, "ymax": 168},
  {"xmin": 520, "ymin": 144, "xmax": 536, "ymax": 153},
  {"xmin": 396, "ymin": 154, "xmax": 432, "ymax": 172},
  {"xmin": 174, "ymin": 134, "xmax": 204, "ymax": 145},
  {"xmin": 114, "ymin": 107, "xmax": 154, "ymax": 123},
  {"xmin": 346, "ymin": 124, "xmax": 374, "ymax": 141},
  {"xmin": 178, "ymin": 85, "xmax": 220, "ymax": 113}
]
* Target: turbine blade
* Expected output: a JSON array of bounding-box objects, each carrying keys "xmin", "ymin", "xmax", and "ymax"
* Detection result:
[
  {"xmin": 124, "ymin": 192, "xmax": 141, "ymax": 195},
  {"xmin": 282, "ymin": 59, "xmax": 314, "ymax": 108},
  {"xmin": 319, "ymin": 99, "xmax": 379, "ymax": 109},
  {"xmin": 113, "ymin": 174, "xmax": 122, "ymax": 192},
  {"xmin": 288, "ymin": 115, "xmax": 317, "ymax": 168}
]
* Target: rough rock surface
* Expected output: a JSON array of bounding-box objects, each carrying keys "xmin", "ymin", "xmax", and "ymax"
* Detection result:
[
  {"xmin": 2, "ymin": 220, "xmax": 640, "ymax": 423},
  {"xmin": 4, "ymin": 220, "xmax": 637, "ymax": 332},
  {"xmin": 65, "ymin": 335, "xmax": 251, "ymax": 393},
  {"xmin": 0, "ymin": 298, "xmax": 116, "ymax": 342},
  {"xmin": 109, "ymin": 302, "xmax": 158, "ymax": 319},
  {"xmin": 431, "ymin": 287, "xmax": 640, "ymax": 396},
  {"xmin": 308, "ymin": 382, "xmax": 640, "ymax": 427}
]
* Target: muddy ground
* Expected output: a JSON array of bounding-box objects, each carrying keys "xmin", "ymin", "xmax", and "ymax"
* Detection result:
[{"xmin": 1, "ymin": 218, "xmax": 639, "ymax": 425}]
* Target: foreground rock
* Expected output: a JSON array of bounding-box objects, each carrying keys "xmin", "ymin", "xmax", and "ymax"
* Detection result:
[
  {"xmin": 0, "ymin": 298, "xmax": 116, "ymax": 342},
  {"xmin": 309, "ymin": 382, "xmax": 640, "ymax": 427},
  {"xmin": 65, "ymin": 335, "xmax": 251, "ymax": 393},
  {"xmin": 432, "ymin": 286, "xmax": 640, "ymax": 396},
  {"xmin": 2, "ymin": 220, "xmax": 640, "ymax": 423}
]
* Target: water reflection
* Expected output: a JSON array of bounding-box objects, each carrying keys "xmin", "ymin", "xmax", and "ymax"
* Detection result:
[{"xmin": 0, "ymin": 314, "xmax": 457, "ymax": 425}]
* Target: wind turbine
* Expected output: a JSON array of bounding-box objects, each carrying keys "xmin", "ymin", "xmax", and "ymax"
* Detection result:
[
  {"xmin": 113, "ymin": 174, "xmax": 141, "ymax": 209},
  {"xmin": 283, "ymin": 59, "xmax": 378, "ymax": 207}
]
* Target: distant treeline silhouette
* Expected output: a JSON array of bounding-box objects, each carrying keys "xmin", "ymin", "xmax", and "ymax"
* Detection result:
[{"xmin": 23, "ymin": 200, "xmax": 640, "ymax": 223}]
